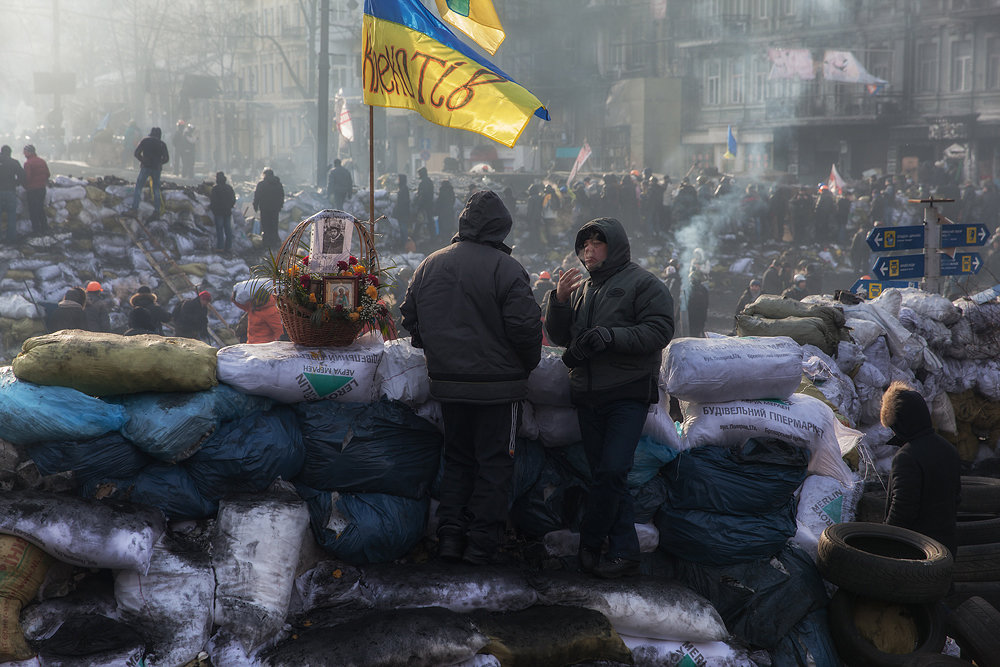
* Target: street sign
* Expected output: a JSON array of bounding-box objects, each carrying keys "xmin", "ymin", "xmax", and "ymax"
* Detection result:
[
  {"xmin": 939, "ymin": 252, "xmax": 983, "ymax": 276},
  {"xmin": 872, "ymin": 254, "xmax": 925, "ymax": 280},
  {"xmin": 940, "ymin": 223, "xmax": 991, "ymax": 247},
  {"xmin": 866, "ymin": 225, "xmax": 925, "ymax": 252},
  {"xmin": 850, "ymin": 278, "xmax": 921, "ymax": 299}
]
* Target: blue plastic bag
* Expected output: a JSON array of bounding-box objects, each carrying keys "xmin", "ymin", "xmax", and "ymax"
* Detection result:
[
  {"xmin": 28, "ymin": 432, "xmax": 151, "ymax": 482},
  {"xmin": 186, "ymin": 406, "xmax": 304, "ymax": 501},
  {"xmin": 0, "ymin": 367, "xmax": 127, "ymax": 446},
  {"xmin": 114, "ymin": 384, "xmax": 274, "ymax": 463},
  {"xmin": 628, "ymin": 435, "xmax": 679, "ymax": 488},
  {"xmin": 80, "ymin": 463, "xmax": 218, "ymax": 521},
  {"xmin": 297, "ymin": 484, "xmax": 428, "ymax": 564}
]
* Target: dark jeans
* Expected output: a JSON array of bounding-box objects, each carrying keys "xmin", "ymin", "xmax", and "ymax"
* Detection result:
[
  {"xmin": 132, "ymin": 167, "xmax": 162, "ymax": 212},
  {"xmin": 214, "ymin": 212, "xmax": 232, "ymax": 251},
  {"xmin": 577, "ymin": 399, "xmax": 647, "ymax": 561},
  {"xmin": 26, "ymin": 188, "xmax": 47, "ymax": 233},
  {"xmin": 260, "ymin": 209, "xmax": 280, "ymax": 250},
  {"xmin": 438, "ymin": 401, "xmax": 521, "ymax": 552},
  {"xmin": 0, "ymin": 190, "xmax": 17, "ymax": 242}
]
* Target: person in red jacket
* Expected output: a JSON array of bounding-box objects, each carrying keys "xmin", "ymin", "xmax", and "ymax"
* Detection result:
[
  {"xmin": 22, "ymin": 145, "xmax": 50, "ymax": 236},
  {"xmin": 233, "ymin": 291, "xmax": 285, "ymax": 343}
]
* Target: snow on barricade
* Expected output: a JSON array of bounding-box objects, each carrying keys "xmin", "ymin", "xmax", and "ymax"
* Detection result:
[
  {"xmin": 681, "ymin": 393, "xmax": 855, "ymax": 485},
  {"xmin": 217, "ymin": 331, "xmax": 383, "ymax": 403},
  {"xmin": 0, "ymin": 491, "xmax": 165, "ymax": 574},
  {"xmin": 663, "ymin": 336, "xmax": 803, "ymax": 404}
]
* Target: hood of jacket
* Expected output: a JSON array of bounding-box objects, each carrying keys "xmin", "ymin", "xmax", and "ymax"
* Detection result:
[
  {"xmin": 574, "ymin": 217, "xmax": 630, "ymax": 283},
  {"xmin": 451, "ymin": 190, "xmax": 512, "ymax": 252},
  {"xmin": 881, "ymin": 381, "xmax": 934, "ymax": 442}
]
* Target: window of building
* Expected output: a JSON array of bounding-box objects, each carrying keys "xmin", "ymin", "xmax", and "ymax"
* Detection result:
[
  {"xmin": 951, "ymin": 39, "xmax": 973, "ymax": 92},
  {"xmin": 750, "ymin": 55, "xmax": 768, "ymax": 103},
  {"xmin": 779, "ymin": 0, "xmax": 796, "ymax": 16},
  {"xmin": 730, "ymin": 56, "xmax": 745, "ymax": 104},
  {"xmin": 917, "ymin": 41, "xmax": 938, "ymax": 92},
  {"xmin": 705, "ymin": 59, "xmax": 721, "ymax": 105},
  {"xmin": 756, "ymin": 0, "xmax": 768, "ymax": 19},
  {"xmin": 868, "ymin": 49, "xmax": 891, "ymax": 83},
  {"xmin": 988, "ymin": 36, "xmax": 1000, "ymax": 89}
]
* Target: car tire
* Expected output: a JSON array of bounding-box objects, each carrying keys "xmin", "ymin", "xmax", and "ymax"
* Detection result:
[
  {"xmin": 953, "ymin": 542, "xmax": 1000, "ymax": 582},
  {"xmin": 817, "ymin": 522, "xmax": 954, "ymax": 604},
  {"xmin": 827, "ymin": 589, "xmax": 946, "ymax": 667},
  {"xmin": 945, "ymin": 595, "xmax": 1000, "ymax": 667},
  {"xmin": 956, "ymin": 513, "xmax": 1000, "ymax": 547},
  {"xmin": 959, "ymin": 476, "xmax": 1000, "ymax": 514}
]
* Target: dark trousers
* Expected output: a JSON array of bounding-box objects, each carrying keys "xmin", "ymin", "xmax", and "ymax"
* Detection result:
[
  {"xmin": 260, "ymin": 209, "xmax": 280, "ymax": 250},
  {"xmin": 214, "ymin": 212, "xmax": 232, "ymax": 251},
  {"xmin": 0, "ymin": 190, "xmax": 17, "ymax": 242},
  {"xmin": 26, "ymin": 188, "xmax": 47, "ymax": 234},
  {"xmin": 438, "ymin": 401, "xmax": 520, "ymax": 552},
  {"xmin": 577, "ymin": 399, "xmax": 647, "ymax": 561}
]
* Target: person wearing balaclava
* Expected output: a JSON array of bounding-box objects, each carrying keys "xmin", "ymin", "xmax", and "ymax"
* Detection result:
[
  {"xmin": 545, "ymin": 217, "xmax": 674, "ymax": 579},
  {"xmin": 881, "ymin": 381, "xmax": 962, "ymax": 555}
]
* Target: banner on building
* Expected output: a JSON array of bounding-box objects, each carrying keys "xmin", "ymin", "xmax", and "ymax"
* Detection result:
[
  {"xmin": 822, "ymin": 50, "xmax": 887, "ymax": 85},
  {"xmin": 567, "ymin": 142, "xmax": 592, "ymax": 186},
  {"xmin": 362, "ymin": 0, "xmax": 549, "ymax": 147},
  {"xmin": 768, "ymin": 48, "xmax": 816, "ymax": 80}
]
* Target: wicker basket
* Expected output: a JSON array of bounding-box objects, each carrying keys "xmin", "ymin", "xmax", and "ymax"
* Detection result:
[{"xmin": 272, "ymin": 210, "xmax": 381, "ymax": 347}]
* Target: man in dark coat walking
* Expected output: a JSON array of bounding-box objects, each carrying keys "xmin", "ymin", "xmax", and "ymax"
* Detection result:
[
  {"xmin": 881, "ymin": 381, "xmax": 962, "ymax": 555},
  {"xmin": 210, "ymin": 171, "xmax": 237, "ymax": 253},
  {"xmin": 0, "ymin": 145, "xmax": 24, "ymax": 244},
  {"xmin": 253, "ymin": 168, "xmax": 285, "ymax": 252},
  {"xmin": 131, "ymin": 127, "xmax": 169, "ymax": 215},
  {"xmin": 546, "ymin": 217, "xmax": 674, "ymax": 578},
  {"xmin": 401, "ymin": 190, "xmax": 542, "ymax": 565},
  {"xmin": 326, "ymin": 159, "xmax": 353, "ymax": 209}
]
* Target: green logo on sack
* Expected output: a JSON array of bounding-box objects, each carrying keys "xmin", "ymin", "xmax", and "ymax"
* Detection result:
[
  {"xmin": 823, "ymin": 495, "xmax": 843, "ymax": 522},
  {"xmin": 303, "ymin": 373, "xmax": 353, "ymax": 397},
  {"xmin": 678, "ymin": 655, "xmax": 699, "ymax": 667}
]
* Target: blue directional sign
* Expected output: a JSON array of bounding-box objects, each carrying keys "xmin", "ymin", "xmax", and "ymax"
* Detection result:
[
  {"xmin": 939, "ymin": 252, "xmax": 983, "ymax": 276},
  {"xmin": 851, "ymin": 278, "xmax": 921, "ymax": 299},
  {"xmin": 940, "ymin": 224, "xmax": 991, "ymax": 247},
  {"xmin": 872, "ymin": 254, "xmax": 925, "ymax": 280},
  {"xmin": 866, "ymin": 225, "xmax": 925, "ymax": 252}
]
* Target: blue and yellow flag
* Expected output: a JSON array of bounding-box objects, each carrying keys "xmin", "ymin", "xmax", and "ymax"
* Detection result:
[
  {"xmin": 435, "ymin": 0, "xmax": 505, "ymax": 55},
  {"xmin": 724, "ymin": 125, "xmax": 737, "ymax": 159},
  {"xmin": 363, "ymin": 0, "xmax": 549, "ymax": 148}
]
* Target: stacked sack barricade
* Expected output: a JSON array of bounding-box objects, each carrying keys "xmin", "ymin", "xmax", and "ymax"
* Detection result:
[{"xmin": 0, "ymin": 328, "xmax": 747, "ymax": 667}]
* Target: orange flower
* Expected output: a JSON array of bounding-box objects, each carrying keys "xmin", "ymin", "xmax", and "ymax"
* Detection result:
[
  {"xmin": 308, "ymin": 293, "xmax": 317, "ymax": 303},
  {"xmin": 348, "ymin": 311, "xmax": 360, "ymax": 322},
  {"xmin": 366, "ymin": 285, "xmax": 378, "ymax": 300}
]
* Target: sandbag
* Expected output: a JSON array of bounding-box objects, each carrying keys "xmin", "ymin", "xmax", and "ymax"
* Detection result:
[
  {"xmin": 532, "ymin": 404, "xmax": 581, "ymax": 447},
  {"xmin": 629, "ymin": 435, "xmax": 679, "ymax": 488},
  {"xmin": 294, "ymin": 399, "xmax": 441, "ymax": 499},
  {"xmin": 114, "ymin": 535, "xmax": 214, "ymax": 667},
  {"xmin": 375, "ymin": 337, "xmax": 429, "ymax": 406},
  {"xmin": 216, "ymin": 332, "xmax": 382, "ymax": 403},
  {"xmin": 898, "ymin": 287, "xmax": 963, "ymax": 325},
  {"xmin": 81, "ymin": 463, "xmax": 219, "ymax": 521},
  {"xmin": 0, "ymin": 367, "xmax": 128, "ymax": 446},
  {"xmin": 185, "ymin": 407, "xmax": 305, "ymax": 501},
  {"xmin": 115, "ymin": 384, "xmax": 274, "ymax": 463},
  {"xmin": 297, "ymin": 485, "xmax": 428, "ymax": 565},
  {"xmin": 361, "ymin": 562, "xmax": 538, "ymax": 613},
  {"xmin": 735, "ymin": 314, "xmax": 838, "ymax": 356},
  {"xmin": 509, "ymin": 453, "xmax": 588, "ymax": 538},
  {"xmin": 621, "ymin": 636, "xmax": 755, "ymax": 667},
  {"xmin": 231, "ymin": 278, "xmax": 272, "ymax": 306},
  {"xmin": 845, "ymin": 317, "xmax": 884, "ymax": 350},
  {"xmin": 663, "ymin": 336, "xmax": 803, "ymax": 403},
  {"xmin": 742, "ymin": 294, "xmax": 846, "ymax": 329},
  {"xmin": 212, "ymin": 494, "xmax": 310, "ymax": 653},
  {"xmin": 0, "ymin": 294, "xmax": 39, "ymax": 320},
  {"xmin": 681, "ymin": 393, "xmax": 855, "ymax": 485},
  {"xmin": 642, "ymin": 393, "xmax": 683, "ymax": 451},
  {"xmin": 27, "ymin": 431, "xmax": 150, "ymax": 482},
  {"xmin": 0, "ymin": 536, "xmax": 51, "ymax": 663},
  {"xmin": 34, "ymin": 614, "xmax": 144, "ymax": 666},
  {"xmin": 526, "ymin": 346, "xmax": 573, "ymax": 407},
  {"xmin": 12, "ymin": 330, "xmax": 218, "ymax": 395},
  {"xmin": 791, "ymin": 473, "xmax": 861, "ymax": 561},
  {"xmin": 0, "ymin": 491, "xmax": 164, "ymax": 574}
]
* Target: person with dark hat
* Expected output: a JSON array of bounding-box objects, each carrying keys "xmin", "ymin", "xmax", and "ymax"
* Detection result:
[
  {"xmin": 545, "ymin": 217, "xmax": 674, "ymax": 578},
  {"xmin": 172, "ymin": 291, "xmax": 212, "ymax": 341},
  {"xmin": 210, "ymin": 171, "xmax": 237, "ymax": 253},
  {"xmin": 327, "ymin": 158, "xmax": 353, "ymax": 209},
  {"xmin": 881, "ymin": 381, "xmax": 962, "ymax": 555},
  {"xmin": 782, "ymin": 273, "xmax": 808, "ymax": 301},
  {"xmin": 22, "ymin": 145, "xmax": 49, "ymax": 236},
  {"xmin": 413, "ymin": 166, "xmax": 435, "ymax": 243},
  {"xmin": 735, "ymin": 277, "xmax": 762, "ymax": 315},
  {"xmin": 401, "ymin": 190, "xmax": 542, "ymax": 566},
  {"xmin": 47, "ymin": 287, "xmax": 88, "ymax": 332},
  {"xmin": 128, "ymin": 285, "xmax": 171, "ymax": 335},
  {"xmin": 131, "ymin": 127, "xmax": 169, "ymax": 215},
  {"xmin": 252, "ymin": 168, "xmax": 285, "ymax": 252},
  {"xmin": 0, "ymin": 145, "xmax": 24, "ymax": 244}
]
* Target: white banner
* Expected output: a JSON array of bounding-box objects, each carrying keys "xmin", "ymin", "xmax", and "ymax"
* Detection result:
[{"xmin": 567, "ymin": 141, "xmax": 592, "ymax": 186}]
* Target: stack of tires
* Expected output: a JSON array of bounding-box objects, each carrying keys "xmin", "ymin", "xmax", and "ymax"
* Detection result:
[{"xmin": 817, "ymin": 522, "xmax": 956, "ymax": 665}]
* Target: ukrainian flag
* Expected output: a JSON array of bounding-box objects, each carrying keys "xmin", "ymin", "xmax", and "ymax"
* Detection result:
[
  {"xmin": 363, "ymin": 0, "xmax": 549, "ymax": 148},
  {"xmin": 724, "ymin": 125, "xmax": 737, "ymax": 159},
  {"xmin": 435, "ymin": 0, "xmax": 505, "ymax": 55}
]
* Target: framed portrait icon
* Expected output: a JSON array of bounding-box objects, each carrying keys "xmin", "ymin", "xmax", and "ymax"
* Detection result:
[
  {"xmin": 324, "ymin": 276, "xmax": 358, "ymax": 310},
  {"xmin": 309, "ymin": 210, "xmax": 355, "ymax": 273}
]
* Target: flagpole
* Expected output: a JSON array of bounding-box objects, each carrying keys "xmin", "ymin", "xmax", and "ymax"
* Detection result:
[{"xmin": 369, "ymin": 105, "xmax": 375, "ymax": 253}]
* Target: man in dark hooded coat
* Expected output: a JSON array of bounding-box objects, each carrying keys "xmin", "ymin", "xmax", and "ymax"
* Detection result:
[
  {"xmin": 401, "ymin": 190, "xmax": 542, "ymax": 566},
  {"xmin": 882, "ymin": 380, "xmax": 962, "ymax": 555},
  {"xmin": 545, "ymin": 217, "xmax": 674, "ymax": 578}
]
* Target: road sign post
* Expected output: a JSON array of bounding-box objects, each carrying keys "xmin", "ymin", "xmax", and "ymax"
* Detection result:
[
  {"xmin": 872, "ymin": 254, "xmax": 926, "ymax": 281},
  {"xmin": 851, "ymin": 278, "xmax": 921, "ymax": 299},
  {"xmin": 866, "ymin": 225, "xmax": 925, "ymax": 252},
  {"xmin": 940, "ymin": 224, "xmax": 991, "ymax": 248},
  {"xmin": 939, "ymin": 252, "xmax": 983, "ymax": 276}
]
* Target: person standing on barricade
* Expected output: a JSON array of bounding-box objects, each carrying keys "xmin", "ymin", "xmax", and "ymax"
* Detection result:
[
  {"xmin": 545, "ymin": 216, "xmax": 674, "ymax": 578},
  {"xmin": 401, "ymin": 190, "xmax": 542, "ymax": 566}
]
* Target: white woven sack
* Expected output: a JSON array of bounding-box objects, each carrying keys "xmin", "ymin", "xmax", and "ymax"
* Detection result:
[
  {"xmin": 376, "ymin": 337, "xmax": 430, "ymax": 406},
  {"xmin": 663, "ymin": 336, "xmax": 802, "ymax": 403}
]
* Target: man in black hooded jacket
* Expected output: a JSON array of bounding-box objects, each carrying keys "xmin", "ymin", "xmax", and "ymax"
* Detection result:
[
  {"xmin": 881, "ymin": 380, "xmax": 962, "ymax": 555},
  {"xmin": 401, "ymin": 190, "xmax": 542, "ymax": 565},
  {"xmin": 545, "ymin": 217, "xmax": 674, "ymax": 578}
]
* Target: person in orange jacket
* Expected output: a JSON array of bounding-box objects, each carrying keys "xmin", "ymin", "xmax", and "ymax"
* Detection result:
[{"xmin": 233, "ymin": 291, "xmax": 285, "ymax": 343}]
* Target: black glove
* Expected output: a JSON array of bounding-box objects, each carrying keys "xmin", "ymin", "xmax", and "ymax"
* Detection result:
[{"xmin": 562, "ymin": 326, "xmax": 614, "ymax": 368}]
